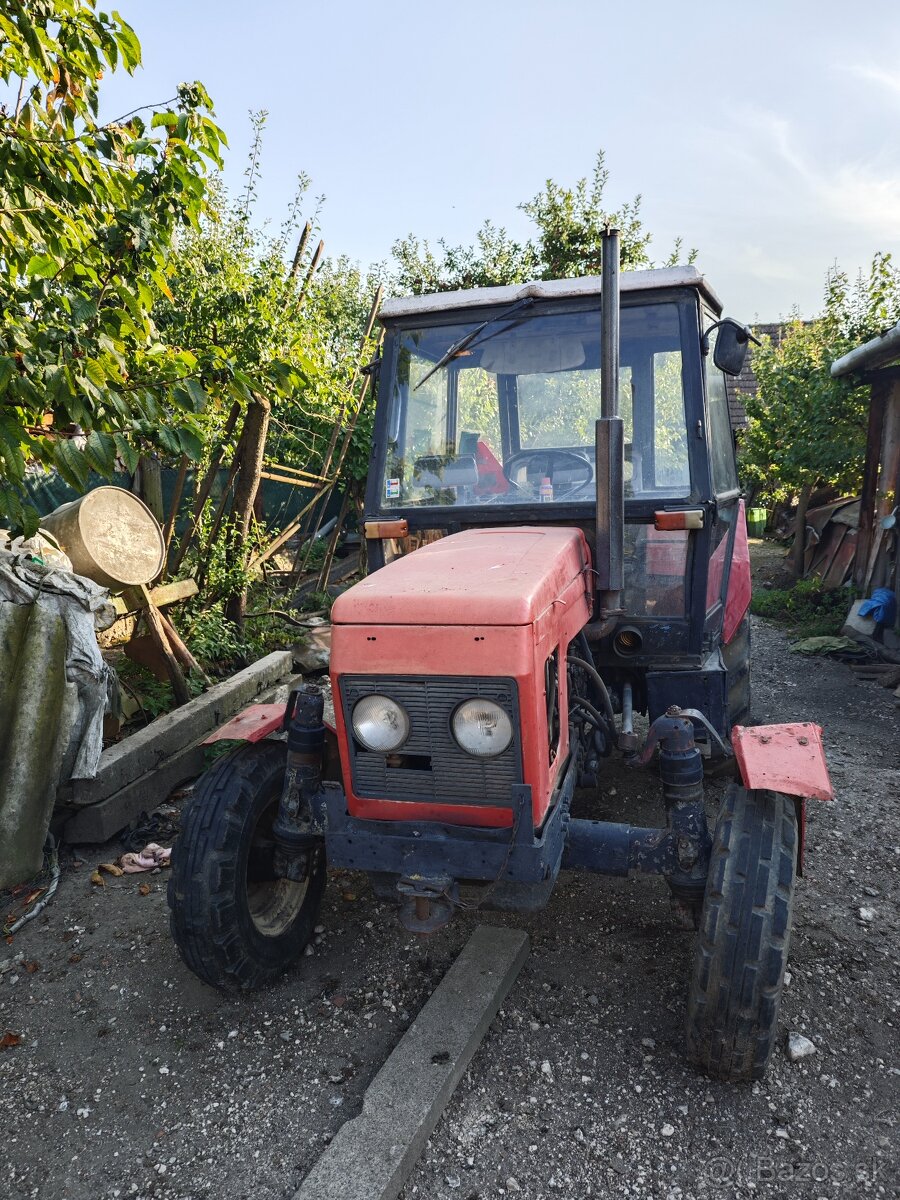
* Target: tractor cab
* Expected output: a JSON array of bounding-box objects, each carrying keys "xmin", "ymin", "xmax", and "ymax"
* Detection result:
[{"xmin": 365, "ymin": 266, "xmax": 754, "ymax": 735}]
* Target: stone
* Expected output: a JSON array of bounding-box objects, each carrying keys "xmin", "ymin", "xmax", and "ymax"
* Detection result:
[
  {"xmin": 786, "ymin": 1033, "xmax": 816, "ymax": 1062},
  {"xmin": 293, "ymin": 627, "xmax": 332, "ymax": 674}
]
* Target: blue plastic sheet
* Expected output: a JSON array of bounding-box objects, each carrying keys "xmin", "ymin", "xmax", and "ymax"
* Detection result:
[{"xmin": 858, "ymin": 588, "xmax": 897, "ymax": 627}]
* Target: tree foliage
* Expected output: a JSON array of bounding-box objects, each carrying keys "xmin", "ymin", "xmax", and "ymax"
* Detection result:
[
  {"xmin": 154, "ymin": 114, "xmax": 384, "ymax": 497},
  {"xmin": 0, "ymin": 0, "xmax": 224, "ymax": 531},
  {"xmin": 392, "ymin": 152, "xmax": 695, "ymax": 294},
  {"xmin": 740, "ymin": 253, "xmax": 900, "ymax": 502}
]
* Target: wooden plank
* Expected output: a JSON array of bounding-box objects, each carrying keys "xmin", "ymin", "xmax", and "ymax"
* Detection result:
[{"xmin": 111, "ymin": 578, "xmax": 199, "ymax": 616}]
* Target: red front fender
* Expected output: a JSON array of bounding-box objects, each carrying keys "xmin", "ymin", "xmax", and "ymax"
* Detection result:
[{"xmin": 732, "ymin": 722, "xmax": 833, "ymax": 872}]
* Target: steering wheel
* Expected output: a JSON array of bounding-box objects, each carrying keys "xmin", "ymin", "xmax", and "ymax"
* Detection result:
[{"xmin": 503, "ymin": 449, "xmax": 594, "ymax": 501}]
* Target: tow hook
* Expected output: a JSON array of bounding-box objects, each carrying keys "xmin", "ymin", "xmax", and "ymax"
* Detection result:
[{"xmin": 396, "ymin": 875, "xmax": 457, "ymax": 934}]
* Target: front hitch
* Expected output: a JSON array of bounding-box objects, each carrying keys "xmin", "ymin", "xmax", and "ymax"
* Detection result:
[{"xmin": 396, "ymin": 875, "xmax": 458, "ymax": 934}]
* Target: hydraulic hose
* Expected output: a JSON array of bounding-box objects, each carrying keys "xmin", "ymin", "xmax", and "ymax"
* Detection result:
[
  {"xmin": 570, "ymin": 696, "xmax": 615, "ymax": 749},
  {"xmin": 567, "ymin": 654, "xmax": 617, "ymax": 733}
]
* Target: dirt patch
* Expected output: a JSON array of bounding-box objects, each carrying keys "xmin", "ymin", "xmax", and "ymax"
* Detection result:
[
  {"xmin": 1, "ymin": 619, "xmax": 898, "ymax": 1200},
  {"xmin": 749, "ymin": 536, "xmax": 795, "ymax": 591}
]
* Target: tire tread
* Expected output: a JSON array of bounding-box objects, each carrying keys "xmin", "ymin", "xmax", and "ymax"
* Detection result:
[
  {"xmin": 685, "ymin": 783, "xmax": 796, "ymax": 1082},
  {"xmin": 168, "ymin": 741, "xmax": 324, "ymax": 991}
]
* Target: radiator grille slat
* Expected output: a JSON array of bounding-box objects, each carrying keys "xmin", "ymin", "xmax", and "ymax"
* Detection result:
[{"xmin": 340, "ymin": 676, "xmax": 521, "ymax": 806}]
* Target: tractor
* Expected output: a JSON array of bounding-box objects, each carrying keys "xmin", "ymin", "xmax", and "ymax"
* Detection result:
[{"xmin": 169, "ymin": 231, "xmax": 832, "ymax": 1082}]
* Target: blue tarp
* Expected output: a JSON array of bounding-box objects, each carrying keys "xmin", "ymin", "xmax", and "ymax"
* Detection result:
[{"xmin": 858, "ymin": 588, "xmax": 897, "ymax": 627}]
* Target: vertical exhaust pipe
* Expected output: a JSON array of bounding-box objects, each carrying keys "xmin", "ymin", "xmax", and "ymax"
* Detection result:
[{"xmin": 594, "ymin": 227, "xmax": 625, "ymax": 630}]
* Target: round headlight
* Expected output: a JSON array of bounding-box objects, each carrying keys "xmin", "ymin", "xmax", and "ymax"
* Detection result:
[
  {"xmin": 351, "ymin": 695, "xmax": 410, "ymax": 752},
  {"xmin": 451, "ymin": 698, "xmax": 513, "ymax": 758}
]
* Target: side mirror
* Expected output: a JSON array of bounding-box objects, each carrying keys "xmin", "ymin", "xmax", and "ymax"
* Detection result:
[{"xmin": 703, "ymin": 318, "xmax": 760, "ymax": 377}]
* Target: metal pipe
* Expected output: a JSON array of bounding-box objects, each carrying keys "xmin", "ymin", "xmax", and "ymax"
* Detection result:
[
  {"xmin": 595, "ymin": 226, "xmax": 625, "ymax": 623},
  {"xmin": 600, "ymin": 227, "xmax": 620, "ymax": 419},
  {"xmin": 622, "ymin": 682, "xmax": 633, "ymax": 735},
  {"xmin": 562, "ymin": 819, "xmax": 676, "ymax": 876},
  {"xmin": 831, "ymin": 319, "xmax": 900, "ymax": 377}
]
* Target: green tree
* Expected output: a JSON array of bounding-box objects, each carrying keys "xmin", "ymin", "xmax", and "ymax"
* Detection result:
[
  {"xmin": 155, "ymin": 124, "xmax": 384, "ymax": 490},
  {"xmin": 149, "ymin": 116, "xmax": 385, "ymax": 623},
  {"xmin": 0, "ymin": 0, "xmax": 224, "ymax": 532},
  {"xmin": 740, "ymin": 252, "xmax": 900, "ymax": 569},
  {"xmin": 392, "ymin": 151, "xmax": 694, "ymax": 294}
]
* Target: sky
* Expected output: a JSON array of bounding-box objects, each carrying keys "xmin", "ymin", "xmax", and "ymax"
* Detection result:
[{"xmin": 102, "ymin": 0, "xmax": 900, "ymax": 320}]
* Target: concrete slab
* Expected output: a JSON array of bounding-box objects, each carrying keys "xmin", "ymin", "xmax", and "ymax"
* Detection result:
[
  {"xmin": 60, "ymin": 651, "xmax": 293, "ymax": 807},
  {"xmin": 61, "ymin": 741, "xmax": 207, "ymax": 843},
  {"xmin": 293, "ymin": 924, "xmax": 529, "ymax": 1200},
  {"xmin": 61, "ymin": 673, "xmax": 302, "ymax": 843}
]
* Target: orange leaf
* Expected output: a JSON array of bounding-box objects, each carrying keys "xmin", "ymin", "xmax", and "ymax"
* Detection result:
[
  {"xmin": 23, "ymin": 961, "xmax": 39, "ymax": 974},
  {"xmin": 138, "ymin": 883, "xmax": 151, "ymax": 896},
  {"xmin": 0, "ymin": 1032, "xmax": 22, "ymax": 1050}
]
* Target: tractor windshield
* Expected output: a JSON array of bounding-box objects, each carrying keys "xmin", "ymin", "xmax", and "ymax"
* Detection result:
[{"xmin": 379, "ymin": 302, "xmax": 691, "ymax": 509}]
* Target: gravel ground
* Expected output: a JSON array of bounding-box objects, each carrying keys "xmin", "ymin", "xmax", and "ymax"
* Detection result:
[{"xmin": 1, "ymin": 617, "xmax": 898, "ymax": 1200}]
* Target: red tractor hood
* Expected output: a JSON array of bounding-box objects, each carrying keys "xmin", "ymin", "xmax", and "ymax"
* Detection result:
[{"xmin": 332, "ymin": 526, "xmax": 592, "ymax": 627}]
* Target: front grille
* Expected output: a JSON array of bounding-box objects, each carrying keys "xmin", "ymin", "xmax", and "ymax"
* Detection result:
[{"xmin": 339, "ymin": 675, "xmax": 521, "ymax": 806}]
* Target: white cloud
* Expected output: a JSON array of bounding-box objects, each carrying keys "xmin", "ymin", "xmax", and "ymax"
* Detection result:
[
  {"xmin": 729, "ymin": 107, "xmax": 900, "ymax": 241},
  {"xmin": 842, "ymin": 63, "xmax": 900, "ymax": 99}
]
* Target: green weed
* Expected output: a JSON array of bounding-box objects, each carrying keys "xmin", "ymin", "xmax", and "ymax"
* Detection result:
[{"xmin": 751, "ymin": 577, "xmax": 853, "ymax": 638}]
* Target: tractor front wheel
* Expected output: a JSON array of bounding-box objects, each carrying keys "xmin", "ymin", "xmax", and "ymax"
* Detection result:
[
  {"xmin": 168, "ymin": 740, "xmax": 326, "ymax": 990},
  {"xmin": 685, "ymin": 783, "xmax": 796, "ymax": 1081}
]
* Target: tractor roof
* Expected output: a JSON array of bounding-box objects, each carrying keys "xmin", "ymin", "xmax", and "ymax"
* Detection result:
[{"xmin": 379, "ymin": 265, "xmax": 721, "ymax": 324}]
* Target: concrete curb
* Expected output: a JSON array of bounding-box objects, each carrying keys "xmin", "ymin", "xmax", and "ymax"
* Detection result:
[
  {"xmin": 60, "ymin": 657, "xmax": 298, "ymax": 843},
  {"xmin": 293, "ymin": 924, "xmax": 529, "ymax": 1200},
  {"xmin": 62, "ymin": 650, "xmax": 293, "ymax": 808}
]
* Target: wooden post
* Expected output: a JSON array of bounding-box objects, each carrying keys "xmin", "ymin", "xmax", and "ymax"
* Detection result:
[
  {"xmin": 315, "ymin": 488, "xmax": 351, "ymax": 593},
  {"xmin": 139, "ymin": 455, "xmax": 164, "ymax": 524},
  {"xmin": 855, "ymin": 378, "xmax": 888, "ymax": 590},
  {"xmin": 225, "ymin": 396, "xmax": 271, "ymax": 628},
  {"xmin": 791, "ymin": 483, "xmax": 814, "ymax": 578},
  {"xmin": 160, "ymin": 454, "xmax": 189, "ymax": 578},
  {"xmin": 137, "ymin": 585, "xmax": 191, "ymax": 706},
  {"xmin": 158, "ymin": 611, "xmax": 210, "ymax": 682},
  {"xmin": 288, "ymin": 219, "xmax": 313, "ymax": 280},
  {"xmin": 170, "ymin": 400, "xmax": 242, "ymax": 576},
  {"xmin": 300, "ymin": 239, "xmax": 325, "ymax": 293}
]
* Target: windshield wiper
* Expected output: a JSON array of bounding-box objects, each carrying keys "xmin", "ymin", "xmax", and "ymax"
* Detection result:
[{"xmin": 413, "ymin": 296, "xmax": 535, "ymax": 391}]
